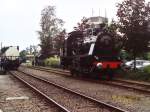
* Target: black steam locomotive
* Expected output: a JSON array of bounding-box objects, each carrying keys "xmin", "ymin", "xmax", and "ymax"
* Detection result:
[{"xmin": 60, "ymin": 26, "xmax": 121, "ymax": 79}]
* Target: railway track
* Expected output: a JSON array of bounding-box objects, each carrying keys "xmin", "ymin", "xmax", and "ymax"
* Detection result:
[
  {"xmin": 9, "ymin": 71, "xmax": 70, "ymax": 112},
  {"xmin": 29, "ymin": 66, "xmax": 70, "ymax": 75},
  {"xmin": 10, "ymin": 70, "xmax": 127, "ymax": 112},
  {"xmin": 28, "ymin": 66, "xmax": 150, "ymax": 94}
]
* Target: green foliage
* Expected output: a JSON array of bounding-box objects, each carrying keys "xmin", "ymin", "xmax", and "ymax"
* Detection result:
[
  {"xmin": 75, "ymin": 17, "xmax": 90, "ymax": 31},
  {"xmin": 117, "ymin": 0, "xmax": 150, "ymax": 55},
  {"xmin": 147, "ymin": 52, "xmax": 150, "ymax": 60},
  {"xmin": 1, "ymin": 47, "xmax": 9, "ymax": 53},
  {"xmin": 38, "ymin": 6, "xmax": 64, "ymax": 59},
  {"xmin": 54, "ymin": 30, "xmax": 66, "ymax": 56},
  {"xmin": 120, "ymin": 50, "xmax": 132, "ymax": 60},
  {"xmin": 21, "ymin": 60, "xmax": 32, "ymax": 67},
  {"xmin": 25, "ymin": 62, "xmax": 32, "ymax": 67},
  {"xmin": 143, "ymin": 65, "xmax": 150, "ymax": 74},
  {"xmin": 117, "ymin": 0, "xmax": 150, "ymax": 69},
  {"xmin": 108, "ymin": 19, "xmax": 118, "ymax": 33},
  {"xmin": 107, "ymin": 20, "xmax": 123, "ymax": 51},
  {"xmin": 117, "ymin": 69, "xmax": 150, "ymax": 82},
  {"xmin": 44, "ymin": 57, "xmax": 60, "ymax": 68},
  {"xmin": 20, "ymin": 50, "xmax": 27, "ymax": 58}
]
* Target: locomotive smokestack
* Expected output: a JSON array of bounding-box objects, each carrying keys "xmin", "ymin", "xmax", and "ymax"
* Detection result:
[{"xmin": 1, "ymin": 42, "xmax": 2, "ymax": 51}]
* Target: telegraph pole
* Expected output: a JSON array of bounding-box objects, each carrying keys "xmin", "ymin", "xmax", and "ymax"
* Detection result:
[
  {"xmin": 0, "ymin": 42, "xmax": 2, "ymax": 53},
  {"xmin": 1, "ymin": 42, "xmax": 2, "ymax": 50}
]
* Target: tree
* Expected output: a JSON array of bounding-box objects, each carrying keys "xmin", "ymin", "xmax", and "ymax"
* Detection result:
[
  {"xmin": 38, "ymin": 6, "xmax": 64, "ymax": 59},
  {"xmin": 20, "ymin": 50, "xmax": 28, "ymax": 62},
  {"xmin": 1, "ymin": 47, "xmax": 9, "ymax": 54},
  {"xmin": 117, "ymin": 0, "xmax": 150, "ymax": 69},
  {"xmin": 103, "ymin": 19, "xmax": 123, "ymax": 53},
  {"xmin": 53, "ymin": 29, "xmax": 66, "ymax": 56},
  {"xmin": 74, "ymin": 17, "xmax": 90, "ymax": 31},
  {"xmin": 20, "ymin": 50, "xmax": 27, "ymax": 57}
]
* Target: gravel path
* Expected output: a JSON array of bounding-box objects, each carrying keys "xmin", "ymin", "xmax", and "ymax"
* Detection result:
[
  {"xmin": 14, "ymin": 71, "xmax": 115, "ymax": 112},
  {"xmin": 19, "ymin": 67, "xmax": 150, "ymax": 112},
  {"xmin": 0, "ymin": 73, "xmax": 61, "ymax": 112}
]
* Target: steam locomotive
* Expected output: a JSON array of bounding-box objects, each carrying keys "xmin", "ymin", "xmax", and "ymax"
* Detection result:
[{"xmin": 60, "ymin": 25, "xmax": 122, "ymax": 79}]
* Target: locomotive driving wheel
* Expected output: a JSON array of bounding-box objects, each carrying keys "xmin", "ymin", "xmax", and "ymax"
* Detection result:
[{"xmin": 105, "ymin": 70, "xmax": 114, "ymax": 80}]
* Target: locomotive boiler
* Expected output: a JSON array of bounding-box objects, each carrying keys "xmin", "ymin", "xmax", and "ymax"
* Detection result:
[{"xmin": 60, "ymin": 26, "xmax": 121, "ymax": 79}]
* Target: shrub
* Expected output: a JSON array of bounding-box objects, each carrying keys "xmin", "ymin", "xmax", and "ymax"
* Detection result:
[
  {"xmin": 116, "ymin": 69, "xmax": 150, "ymax": 82},
  {"xmin": 26, "ymin": 63, "xmax": 32, "ymax": 67},
  {"xmin": 143, "ymin": 65, "xmax": 150, "ymax": 74},
  {"xmin": 44, "ymin": 57, "xmax": 60, "ymax": 68}
]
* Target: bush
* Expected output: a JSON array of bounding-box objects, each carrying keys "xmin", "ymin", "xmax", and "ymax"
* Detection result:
[
  {"xmin": 116, "ymin": 69, "xmax": 150, "ymax": 82},
  {"xmin": 143, "ymin": 65, "xmax": 150, "ymax": 74},
  {"xmin": 44, "ymin": 57, "xmax": 60, "ymax": 68},
  {"xmin": 26, "ymin": 62, "xmax": 32, "ymax": 67}
]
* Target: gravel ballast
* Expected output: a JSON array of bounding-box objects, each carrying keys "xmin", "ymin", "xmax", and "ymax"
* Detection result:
[
  {"xmin": 0, "ymin": 73, "xmax": 61, "ymax": 112},
  {"xmin": 20, "ymin": 67, "xmax": 150, "ymax": 112},
  {"xmin": 14, "ymin": 71, "xmax": 115, "ymax": 112}
]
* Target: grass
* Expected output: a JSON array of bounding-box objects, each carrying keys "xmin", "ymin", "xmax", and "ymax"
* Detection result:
[{"xmin": 116, "ymin": 69, "xmax": 150, "ymax": 82}]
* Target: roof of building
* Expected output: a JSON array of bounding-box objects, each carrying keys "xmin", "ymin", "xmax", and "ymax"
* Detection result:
[{"xmin": 86, "ymin": 16, "xmax": 108, "ymax": 24}]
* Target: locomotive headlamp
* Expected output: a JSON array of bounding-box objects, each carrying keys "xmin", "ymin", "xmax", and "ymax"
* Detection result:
[{"xmin": 96, "ymin": 62, "xmax": 102, "ymax": 69}]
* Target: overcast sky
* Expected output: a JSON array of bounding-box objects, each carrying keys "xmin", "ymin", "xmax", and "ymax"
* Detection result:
[{"xmin": 0, "ymin": 0, "xmax": 149, "ymax": 50}]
